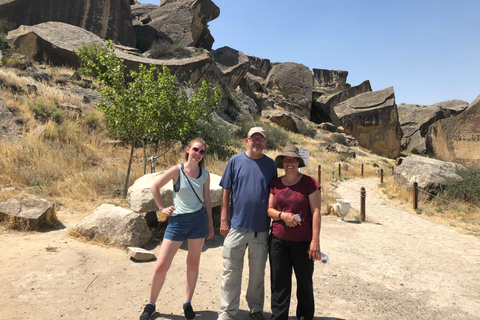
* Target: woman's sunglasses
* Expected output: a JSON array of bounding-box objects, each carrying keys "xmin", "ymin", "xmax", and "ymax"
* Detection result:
[{"xmin": 191, "ymin": 147, "xmax": 206, "ymax": 155}]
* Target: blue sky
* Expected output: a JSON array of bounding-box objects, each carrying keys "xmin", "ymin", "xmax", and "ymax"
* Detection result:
[{"xmin": 140, "ymin": 0, "xmax": 480, "ymax": 105}]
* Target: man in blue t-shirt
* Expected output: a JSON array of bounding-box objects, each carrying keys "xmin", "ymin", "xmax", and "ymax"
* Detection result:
[{"xmin": 218, "ymin": 127, "xmax": 277, "ymax": 320}]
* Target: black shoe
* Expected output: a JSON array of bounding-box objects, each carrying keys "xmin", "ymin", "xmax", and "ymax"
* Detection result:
[
  {"xmin": 140, "ymin": 303, "xmax": 155, "ymax": 320},
  {"xmin": 250, "ymin": 311, "xmax": 265, "ymax": 320},
  {"xmin": 183, "ymin": 302, "xmax": 196, "ymax": 320}
]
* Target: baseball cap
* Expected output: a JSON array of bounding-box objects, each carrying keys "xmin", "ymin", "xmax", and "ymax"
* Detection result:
[{"xmin": 247, "ymin": 127, "xmax": 266, "ymax": 138}]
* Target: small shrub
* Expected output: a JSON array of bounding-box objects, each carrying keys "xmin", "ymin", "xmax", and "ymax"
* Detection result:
[
  {"xmin": 411, "ymin": 147, "xmax": 419, "ymax": 155},
  {"xmin": 332, "ymin": 133, "xmax": 348, "ymax": 146},
  {"xmin": 303, "ymin": 124, "xmax": 317, "ymax": 138},
  {"xmin": 85, "ymin": 111, "xmax": 100, "ymax": 131},
  {"xmin": 149, "ymin": 41, "xmax": 192, "ymax": 60},
  {"xmin": 440, "ymin": 167, "xmax": 480, "ymax": 205},
  {"xmin": 30, "ymin": 101, "xmax": 64, "ymax": 124}
]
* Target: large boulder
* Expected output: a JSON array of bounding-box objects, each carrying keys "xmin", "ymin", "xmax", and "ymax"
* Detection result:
[
  {"xmin": 334, "ymin": 87, "xmax": 403, "ymax": 158},
  {"xmin": 312, "ymin": 80, "xmax": 372, "ymax": 124},
  {"xmin": 221, "ymin": 90, "xmax": 258, "ymax": 122},
  {"xmin": 394, "ymin": 156, "xmax": 464, "ymax": 190},
  {"xmin": 212, "ymin": 46, "xmax": 250, "ymax": 90},
  {"xmin": 0, "ymin": 196, "xmax": 57, "ymax": 230},
  {"xmin": 426, "ymin": 94, "xmax": 480, "ymax": 168},
  {"xmin": 398, "ymin": 100, "xmax": 469, "ymax": 154},
  {"xmin": 313, "ymin": 69, "xmax": 349, "ymax": 90},
  {"xmin": 261, "ymin": 109, "xmax": 311, "ymax": 135},
  {"xmin": 247, "ymin": 55, "xmax": 272, "ymax": 79},
  {"xmin": 127, "ymin": 171, "xmax": 223, "ymax": 214},
  {"xmin": 6, "ymin": 22, "xmax": 215, "ymax": 85},
  {"xmin": 265, "ymin": 62, "xmax": 313, "ymax": 118},
  {"xmin": 133, "ymin": 0, "xmax": 219, "ymax": 51},
  {"xmin": 0, "ymin": 0, "xmax": 136, "ymax": 47},
  {"xmin": 74, "ymin": 204, "xmax": 152, "ymax": 247}
]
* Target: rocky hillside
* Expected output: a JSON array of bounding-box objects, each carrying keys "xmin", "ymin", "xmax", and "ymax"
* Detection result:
[{"xmin": 0, "ymin": 0, "xmax": 479, "ymax": 166}]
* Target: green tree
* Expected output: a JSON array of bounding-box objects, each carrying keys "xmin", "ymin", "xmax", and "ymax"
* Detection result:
[{"xmin": 75, "ymin": 42, "xmax": 220, "ymax": 197}]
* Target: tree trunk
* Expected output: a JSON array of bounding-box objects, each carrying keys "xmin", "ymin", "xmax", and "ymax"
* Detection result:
[{"xmin": 123, "ymin": 138, "xmax": 136, "ymax": 199}]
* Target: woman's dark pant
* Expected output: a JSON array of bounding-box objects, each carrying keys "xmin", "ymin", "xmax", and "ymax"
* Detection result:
[{"xmin": 269, "ymin": 236, "xmax": 315, "ymax": 320}]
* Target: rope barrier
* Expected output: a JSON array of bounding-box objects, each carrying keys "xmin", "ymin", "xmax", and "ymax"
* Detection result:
[{"xmin": 315, "ymin": 161, "xmax": 478, "ymax": 214}]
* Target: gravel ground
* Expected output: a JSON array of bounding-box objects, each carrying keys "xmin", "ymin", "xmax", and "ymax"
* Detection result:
[{"xmin": 1, "ymin": 178, "xmax": 479, "ymax": 320}]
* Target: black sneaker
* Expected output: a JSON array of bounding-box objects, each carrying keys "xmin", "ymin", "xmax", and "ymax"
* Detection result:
[
  {"xmin": 250, "ymin": 311, "xmax": 265, "ymax": 320},
  {"xmin": 183, "ymin": 302, "xmax": 196, "ymax": 320},
  {"xmin": 140, "ymin": 303, "xmax": 155, "ymax": 320}
]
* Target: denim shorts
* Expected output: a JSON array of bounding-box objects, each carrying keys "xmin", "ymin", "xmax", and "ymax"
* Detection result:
[{"xmin": 164, "ymin": 208, "xmax": 208, "ymax": 241}]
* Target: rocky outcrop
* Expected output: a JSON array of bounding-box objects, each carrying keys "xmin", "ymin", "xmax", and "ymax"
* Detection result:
[
  {"xmin": 261, "ymin": 109, "xmax": 311, "ymax": 135},
  {"xmin": 0, "ymin": 0, "xmax": 136, "ymax": 47},
  {"xmin": 0, "ymin": 196, "xmax": 57, "ymax": 230},
  {"xmin": 247, "ymin": 56, "xmax": 272, "ymax": 79},
  {"xmin": 398, "ymin": 100, "xmax": 468, "ymax": 154},
  {"xmin": 133, "ymin": 0, "xmax": 219, "ymax": 51},
  {"xmin": 313, "ymin": 69, "xmax": 349, "ymax": 90},
  {"xmin": 394, "ymin": 155, "xmax": 464, "ymax": 190},
  {"xmin": 228, "ymin": 91, "xmax": 259, "ymax": 121},
  {"xmin": 0, "ymin": 98, "xmax": 23, "ymax": 140},
  {"xmin": 426, "ymin": 95, "xmax": 480, "ymax": 168},
  {"xmin": 127, "ymin": 171, "xmax": 223, "ymax": 214},
  {"xmin": 74, "ymin": 204, "xmax": 152, "ymax": 247},
  {"xmin": 212, "ymin": 46, "xmax": 250, "ymax": 90},
  {"xmin": 312, "ymin": 80, "xmax": 372, "ymax": 124},
  {"xmin": 334, "ymin": 87, "xmax": 403, "ymax": 158},
  {"xmin": 265, "ymin": 62, "xmax": 313, "ymax": 119},
  {"xmin": 6, "ymin": 22, "xmax": 215, "ymax": 85},
  {"xmin": 131, "ymin": 2, "xmax": 158, "ymax": 21}
]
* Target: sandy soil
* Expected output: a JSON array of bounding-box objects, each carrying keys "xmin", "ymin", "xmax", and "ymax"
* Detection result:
[{"xmin": 1, "ymin": 178, "xmax": 480, "ymax": 320}]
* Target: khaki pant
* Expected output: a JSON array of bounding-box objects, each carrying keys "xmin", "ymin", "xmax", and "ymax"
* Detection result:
[{"xmin": 218, "ymin": 229, "xmax": 269, "ymax": 320}]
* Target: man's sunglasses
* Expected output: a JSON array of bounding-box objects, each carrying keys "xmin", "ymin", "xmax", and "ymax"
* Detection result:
[{"xmin": 191, "ymin": 147, "xmax": 206, "ymax": 155}]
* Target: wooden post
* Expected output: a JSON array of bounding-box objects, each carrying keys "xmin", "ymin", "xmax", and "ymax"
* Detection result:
[
  {"xmin": 361, "ymin": 163, "xmax": 364, "ymax": 178},
  {"xmin": 361, "ymin": 187, "xmax": 366, "ymax": 221},
  {"xmin": 338, "ymin": 163, "xmax": 341, "ymax": 178},
  {"xmin": 413, "ymin": 182, "xmax": 418, "ymax": 210},
  {"xmin": 331, "ymin": 169, "xmax": 335, "ymax": 181},
  {"xmin": 380, "ymin": 169, "xmax": 384, "ymax": 184},
  {"xmin": 318, "ymin": 165, "xmax": 321, "ymax": 184}
]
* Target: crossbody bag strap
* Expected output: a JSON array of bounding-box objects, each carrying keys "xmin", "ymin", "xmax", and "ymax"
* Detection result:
[{"xmin": 180, "ymin": 165, "xmax": 204, "ymax": 206}]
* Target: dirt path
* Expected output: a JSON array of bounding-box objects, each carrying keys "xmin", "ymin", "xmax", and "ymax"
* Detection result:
[{"xmin": 1, "ymin": 178, "xmax": 479, "ymax": 320}]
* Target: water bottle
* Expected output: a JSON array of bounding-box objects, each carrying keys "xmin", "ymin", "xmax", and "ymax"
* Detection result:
[{"xmin": 319, "ymin": 253, "xmax": 328, "ymax": 264}]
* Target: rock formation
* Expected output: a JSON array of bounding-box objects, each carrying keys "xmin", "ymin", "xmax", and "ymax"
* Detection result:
[
  {"xmin": 0, "ymin": 0, "xmax": 136, "ymax": 47},
  {"xmin": 313, "ymin": 69, "xmax": 349, "ymax": 90},
  {"xmin": 133, "ymin": 0, "xmax": 219, "ymax": 52},
  {"xmin": 426, "ymin": 94, "xmax": 480, "ymax": 168},
  {"xmin": 212, "ymin": 46, "xmax": 250, "ymax": 89},
  {"xmin": 75, "ymin": 204, "xmax": 152, "ymax": 247},
  {"xmin": 265, "ymin": 62, "xmax": 313, "ymax": 119},
  {"xmin": 334, "ymin": 87, "xmax": 403, "ymax": 158},
  {"xmin": 0, "ymin": 196, "xmax": 57, "ymax": 230},
  {"xmin": 394, "ymin": 155, "xmax": 464, "ymax": 190},
  {"xmin": 398, "ymin": 100, "xmax": 468, "ymax": 154},
  {"xmin": 6, "ymin": 22, "xmax": 215, "ymax": 85},
  {"xmin": 312, "ymin": 80, "xmax": 372, "ymax": 124}
]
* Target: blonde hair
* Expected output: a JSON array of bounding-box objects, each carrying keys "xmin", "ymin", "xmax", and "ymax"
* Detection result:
[{"xmin": 185, "ymin": 138, "xmax": 207, "ymax": 168}]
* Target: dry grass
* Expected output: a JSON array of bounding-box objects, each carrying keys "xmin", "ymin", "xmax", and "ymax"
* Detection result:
[
  {"xmin": 0, "ymin": 214, "xmax": 31, "ymax": 231},
  {"xmin": 379, "ymin": 175, "xmax": 480, "ymax": 238},
  {"xmin": 1, "ymin": 64, "xmax": 478, "ymax": 239}
]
